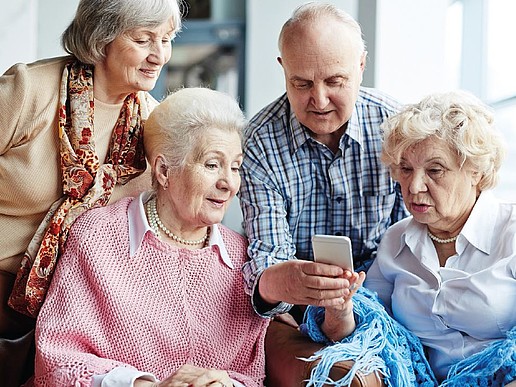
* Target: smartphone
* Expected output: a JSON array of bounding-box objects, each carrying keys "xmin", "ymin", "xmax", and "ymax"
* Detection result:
[{"xmin": 312, "ymin": 234, "xmax": 354, "ymax": 271}]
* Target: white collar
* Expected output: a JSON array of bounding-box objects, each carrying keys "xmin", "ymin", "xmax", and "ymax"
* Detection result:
[
  {"xmin": 128, "ymin": 191, "xmax": 234, "ymax": 269},
  {"xmin": 401, "ymin": 190, "xmax": 496, "ymax": 257}
]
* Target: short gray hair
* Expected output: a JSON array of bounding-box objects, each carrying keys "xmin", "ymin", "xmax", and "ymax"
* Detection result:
[
  {"xmin": 144, "ymin": 87, "xmax": 246, "ymax": 189},
  {"xmin": 62, "ymin": 0, "xmax": 184, "ymax": 64},
  {"xmin": 278, "ymin": 2, "xmax": 365, "ymax": 55},
  {"xmin": 381, "ymin": 90, "xmax": 506, "ymax": 191}
]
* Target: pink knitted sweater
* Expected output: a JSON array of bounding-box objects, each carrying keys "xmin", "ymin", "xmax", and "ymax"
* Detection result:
[{"xmin": 34, "ymin": 197, "xmax": 269, "ymax": 386}]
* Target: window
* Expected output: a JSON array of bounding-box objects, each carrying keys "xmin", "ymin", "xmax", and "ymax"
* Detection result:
[{"xmin": 461, "ymin": 0, "xmax": 516, "ymax": 200}]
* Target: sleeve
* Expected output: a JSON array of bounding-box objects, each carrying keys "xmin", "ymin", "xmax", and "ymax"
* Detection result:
[
  {"xmin": 92, "ymin": 368, "xmax": 157, "ymax": 387},
  {"xmin": 0, "ymin": 63, "xmax": 31, "ymax": 154},
  {"xmin": 363, "ymin": 241, "xmax": 394, "ymax": 311},
  {"xmin": 34, "ymin": 218, "xmax": 138, "ymax": 385},
  {"xmin": 239, "ymin": 123, "xmax": 295, "ymax": 317}
]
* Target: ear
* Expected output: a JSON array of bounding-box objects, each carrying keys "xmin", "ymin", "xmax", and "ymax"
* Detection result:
[
  {"xmin": 153, "ymin": 154, "xmax": 169, "ymax": 188},
  {"xmin": 471, "ymin": 170, "xmax": 482, "ymax": 187},
  {"xmin": 360, "ymin": 51, "xmax": 367, "ymax": 73}
]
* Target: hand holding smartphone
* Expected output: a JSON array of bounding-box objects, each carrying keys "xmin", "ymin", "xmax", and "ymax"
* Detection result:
[{"xmin": 312, "ymin": 234, "xmax": 354, "ymax": 272}]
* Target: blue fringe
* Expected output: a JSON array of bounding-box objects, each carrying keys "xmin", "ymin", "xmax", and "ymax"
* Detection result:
[
  {"xmin": 301, "ymin": 287, "xmax": 516, "ymax": 387},
  {"xmin": 301, "ymin": 287, "xmax": 437, "ymax": 387},
  {"xmin": 440, "ymin": 325, "xmax": 516, "ymax": 387}
]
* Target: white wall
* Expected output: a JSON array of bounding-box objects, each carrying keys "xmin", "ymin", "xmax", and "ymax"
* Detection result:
[
  {"xmin": 0, "ymin": 0, "xmax": 78, "ymax": 74},
  {"xmin": 0, "ymin": 0, "xmax": 38, "ymax": 74},
  {"xmin": 375, "ymin": 0, "xmax": 456, "ymax": 105},
  {"xmin": 245, "ymin": 0, "xmax": 357, "ymax": 118}
]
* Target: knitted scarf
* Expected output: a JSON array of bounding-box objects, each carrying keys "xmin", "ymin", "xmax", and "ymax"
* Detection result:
[
  {"xmin": 301, "ymin": 287, "xmax": 516, "ymax": 387},
  {"xmin": 9, "ymin": 60, "xmax": 146, "ymax": 318}
]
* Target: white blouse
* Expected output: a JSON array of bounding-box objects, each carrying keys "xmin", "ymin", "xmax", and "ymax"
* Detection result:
[{"xmin": 365, "ymin": 190, "xmax": 516, "ymax": 381}]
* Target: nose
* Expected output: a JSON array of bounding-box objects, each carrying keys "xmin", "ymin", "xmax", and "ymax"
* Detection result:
[
  {"xmin": 148, "ymin": 41, "xmax": 168, "ymax": 65},
  {"xmin": 408, "ymin": 170, "xmax": 428, "ymax": 194},
  {"xmin": 310, "ymin": 84, "xmax": 330, "ymax": 110},
  {"xmin": 217, "ymin": 168, "xmax": 241, "ymax": 193}
]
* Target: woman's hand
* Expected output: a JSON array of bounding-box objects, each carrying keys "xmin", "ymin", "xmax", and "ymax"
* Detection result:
[
  {"xmin": 135, "ymin": 364, "xmax": 234, "ymax": 387},
  {"xmin": 321, "ymin": 270, "xmax": 366, "ymax": 342}
]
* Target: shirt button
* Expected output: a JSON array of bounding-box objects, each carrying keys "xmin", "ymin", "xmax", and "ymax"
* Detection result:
[
  {"xmin": 336, "ymin": 197, "xmax": 343, "ymax": 203},
  {"xmin": 335, "ymin": 232, "xmax": 343, "ymax": 236}
]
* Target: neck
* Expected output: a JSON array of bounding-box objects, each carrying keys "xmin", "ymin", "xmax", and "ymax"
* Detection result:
[{"xmin": 145, "ymin": 197, "xmax": 209, "ymax": 247}]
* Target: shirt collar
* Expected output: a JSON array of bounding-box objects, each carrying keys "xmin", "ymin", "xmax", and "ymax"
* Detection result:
[
  {"xmin": 460, "ymin": 190, "xmax": 494, "ymax": 254},
  {"xmin": 128, "ymin": 191, "xmax": 234, "ymax": 268},
  {"xmin": 399, "ymin": 190, "xmax": 494, "ymax": 258}
]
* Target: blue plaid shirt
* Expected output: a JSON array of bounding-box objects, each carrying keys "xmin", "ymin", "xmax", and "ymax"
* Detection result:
[{"xmin": 239, "ymin": 87, "xmax": 409, "ymax": 316}]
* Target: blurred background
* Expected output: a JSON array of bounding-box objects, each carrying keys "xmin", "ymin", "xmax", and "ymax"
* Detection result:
[{"xmin": 1, "ymin": 0, "xmax": 514, "ymax": 231}]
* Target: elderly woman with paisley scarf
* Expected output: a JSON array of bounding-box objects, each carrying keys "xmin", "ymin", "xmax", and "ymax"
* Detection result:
[{"xmin": 0, "ymin": 0, "xmax": 183, "ymax": 385}]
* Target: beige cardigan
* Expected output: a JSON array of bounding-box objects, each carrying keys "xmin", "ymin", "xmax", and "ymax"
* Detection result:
[{"xmin": 0, "ymin": 56, "xmax": 157, "ymax": 274}]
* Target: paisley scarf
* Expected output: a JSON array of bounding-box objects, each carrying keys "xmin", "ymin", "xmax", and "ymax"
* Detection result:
[{"xmin": 9, "ymin": 60, "xmax": 146, "ymax": 317}]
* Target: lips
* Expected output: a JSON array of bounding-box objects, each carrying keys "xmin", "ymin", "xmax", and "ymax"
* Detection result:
[
  {"xmin": 139, "ymin": 68, "xmax": 160, "ymax": 78},
  {"xmin": 207, "ymin": 198, "xmax": 227, "ymax": 208},
  {"xmin": 311, "ymin": 110, "xmax": 331, "ymax": 116},
  {"xmin": 411, "ymin": 202, "xmax": 431, "ymax": 213}
]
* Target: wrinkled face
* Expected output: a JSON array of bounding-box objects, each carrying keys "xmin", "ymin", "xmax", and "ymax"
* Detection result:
[
  {"xmin": 279, "ymin": 19, "xmax": 365, "ymax": 143},
  {"xmin": 96, "ymin": 18, "xmax": 175, "ymax": 102},
  {"xmin": 160, "ymin": 128, "xmax": 243, "ymax": 231},
  {"xmin": 395, "ymin": 137, "xmax": 481, "ymax": 233}
]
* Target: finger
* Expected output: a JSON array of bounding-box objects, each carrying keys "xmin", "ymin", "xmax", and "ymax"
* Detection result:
[
  {"xmin": 273, "ymin": 312, "xmax": 299, "ymax": 328},
  {"xmin": 303, "ymin": 261, "xmax": 344, "ymax": 277},
  {"xmin": 188, "ymin": 370, "xmax": 229, "ymax": 387},
  {"xmin": 348, "ymin": 271, "xmax": 366, "ymax": 297},
  {"xmin": 303, "ymin": 273, "xmax": 349, "ymax": 291}
]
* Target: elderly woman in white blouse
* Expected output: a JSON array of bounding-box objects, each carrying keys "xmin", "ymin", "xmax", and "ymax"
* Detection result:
[{"xmin": 315, "ymin": 90, "xmax": 516, "ymax": 385}]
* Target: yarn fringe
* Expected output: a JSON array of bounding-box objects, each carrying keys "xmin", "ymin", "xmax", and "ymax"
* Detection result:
[
  {"xmin": 300, "ymin": 287, "xmax": 436, "ymax": 387},
  {"xmin": 300, "ymin": 287, "xmax": 516, "ymax": 386},
  {"xmin": 440, "ymin": 325, "xmax": 516, "ymax": 387}
]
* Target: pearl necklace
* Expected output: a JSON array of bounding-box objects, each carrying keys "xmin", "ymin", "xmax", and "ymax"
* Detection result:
[
  {"xmin": 427, "ymin": 231, "xmax": 458, "ymax": 244},
  {"xmin": 146, "ymin": 197, "xmax": 209, "ymax": 246}
]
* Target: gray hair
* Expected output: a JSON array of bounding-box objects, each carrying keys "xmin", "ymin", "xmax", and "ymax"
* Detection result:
[
  {"xmin": 381, "ymin": 90, "xmax": 506, "ymax": 191},
  {"xmin": 278, "ymin": 2, "xmax": 366, "ymax": 55},
  {"xmin": 61, "ymin": 0, "xmax": 184, "ymax": 64},
  {"xmin": 144, "ymin": 87, "xmax": 246, "ymax": 189}
]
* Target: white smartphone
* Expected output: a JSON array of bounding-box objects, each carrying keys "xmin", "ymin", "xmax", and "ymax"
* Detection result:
[{"xmin": 312, "ymin": 234, "xmax": 354, "ymax": 271}]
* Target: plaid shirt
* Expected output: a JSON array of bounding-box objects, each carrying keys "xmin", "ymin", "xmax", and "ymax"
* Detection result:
[{"xmin": 239, "ymin": 87, "xmax": 408, "ymax": 316}]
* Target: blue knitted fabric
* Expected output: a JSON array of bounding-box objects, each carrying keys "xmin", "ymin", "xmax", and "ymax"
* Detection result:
[
  {"xmin": 301, "ymin": 287, "xmax": 437, "ymax": 387},
  {"xmin": 440, "ymin": 325, "xmax": 516, "ymax": 387},
  {"xmin": 301, "ymin": 287, "xmax": 516, "ymax": 387}
]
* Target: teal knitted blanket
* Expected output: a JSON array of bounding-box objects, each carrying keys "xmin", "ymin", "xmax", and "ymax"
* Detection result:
[{"xmin": 301, "ymin": 287, "xmax": 516, "ymax": 387}]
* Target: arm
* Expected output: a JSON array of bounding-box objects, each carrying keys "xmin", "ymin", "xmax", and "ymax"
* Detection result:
[
  {"xmin": 0, "ymin": 62, "xmax": 32, "ymax": 154},
  {"xmin": 319, "ymin": 271, "xmax": 366, "ymax": 342},
  {"xmin": 240, "ymin": 126, "xmax": 349, "ymax": 316},
  {"xmin": 34, "ymin": 225, "xmax": 138, "ymax": 385}
]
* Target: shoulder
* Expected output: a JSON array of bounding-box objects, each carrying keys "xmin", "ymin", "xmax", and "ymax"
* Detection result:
[
  {"xmin": 356, "ymin": 87, "xmax": 402, "ymax": 115},
  {"xmin": 1, "ymin": 56, "xmax": 71, "ymax": 100},
  {"xmin": 218, "ymin": 224, "xmax": 248, "ymax": 245},
  {"xmin": 71, "ymin": 197, "xmax": 133, "ymax": 235},
  {"xmin": 2, "ymin": 56, "xmax": 71, "ymax": 83},
  {"xmin": 480, "ymin": 192, "xmax": 516, "ymax": 238},
  {"xmin": 245, "ymin": 93, "xmax": 290, "ymax": 139},
  {"xmin": 217, "ymin": 224, "xmax": 248, "ymax": 263},
  {"xmin": 138, "ymin": 91, "xmax": 159, "ymax": 119},
  {"xmin": 377, "ymin": 216, "xmax": 414, "ymax": 257}
]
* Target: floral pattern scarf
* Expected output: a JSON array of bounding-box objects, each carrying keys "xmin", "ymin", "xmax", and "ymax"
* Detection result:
[{"xmin": 9, "ymin": 60, "xmax": 146, "ymax": 318}]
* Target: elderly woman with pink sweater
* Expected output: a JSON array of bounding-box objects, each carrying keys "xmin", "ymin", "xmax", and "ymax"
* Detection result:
[{"xmin": 33, "ymin": 88, "xmax": 269, "ymax": 387}]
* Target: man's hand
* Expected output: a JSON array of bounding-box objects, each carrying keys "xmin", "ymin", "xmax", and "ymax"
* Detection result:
[{"xmin": 258, "ymin": 260, "xmax": 352, "ymax": 307}]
